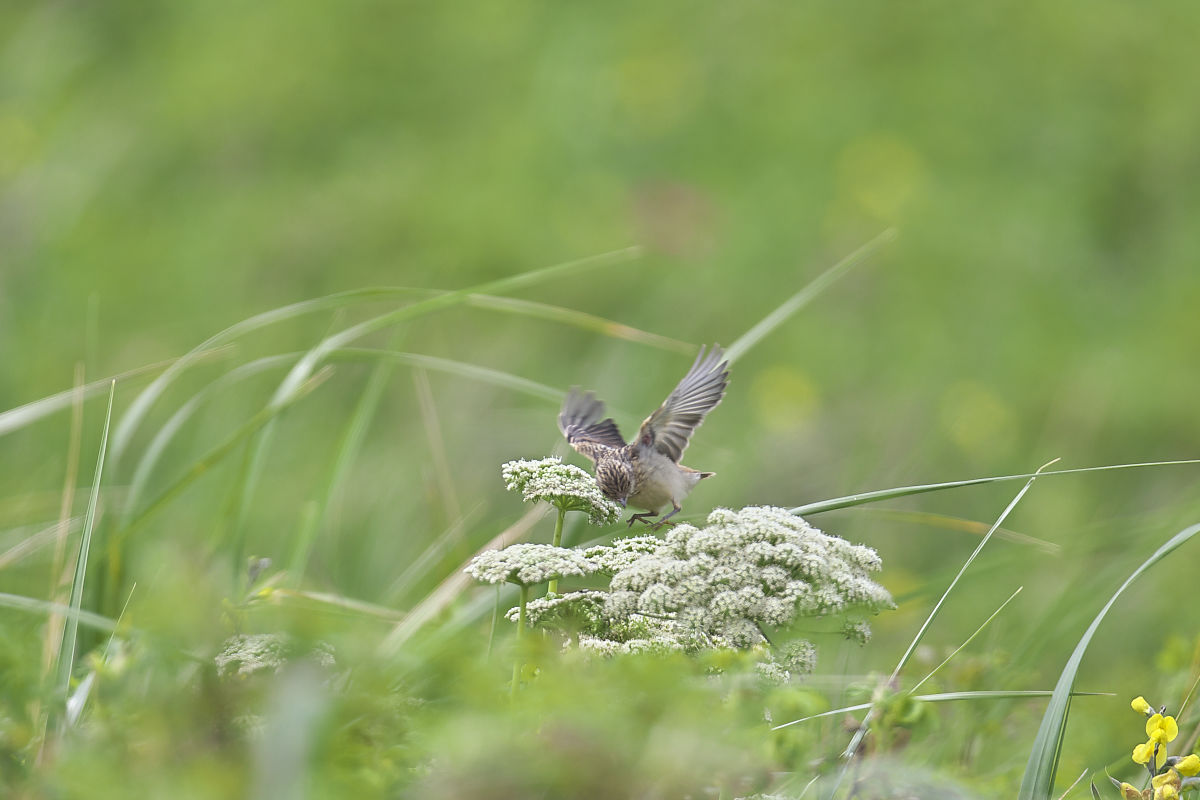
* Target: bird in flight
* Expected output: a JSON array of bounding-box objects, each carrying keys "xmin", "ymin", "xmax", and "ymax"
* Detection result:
[{"xmin": 558, "ymin": 345, "xmax": 729, "ymax": 529}]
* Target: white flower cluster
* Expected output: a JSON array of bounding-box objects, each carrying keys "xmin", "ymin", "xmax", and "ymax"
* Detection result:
[
  {"xmin": 479, "ymin": 505, "xmax": 894, "ymax": 683},
  {"xmin": 583, "ymin": 535, "xmax": 662, "ymax": 573},
  {"xmin": 465, "ymin": 543, "xmax": 599, "ymax": 586},
  {"xmin": 501, "ymin": 457, "xmax": 622, "ymax": 525},
  {"xmin": 214, "ymin": 633, "xmax": 336, "ymax": 678},
  {"xmin": 575, "ymin": 627, "xmax": 685, "ymax": 657},
  {"xmin": 214, "ymin": 633, "xmax": 289, "ymax": 677},
  {"xmin": 601, "ymin": 506, "xmax": 892, "ymax": 654},
  {"xmin": 505, "ymin": 589, "xmax": 606, "ymax": 627}
]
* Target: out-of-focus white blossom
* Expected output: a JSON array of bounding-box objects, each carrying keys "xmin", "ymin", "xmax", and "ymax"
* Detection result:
[
  {"xmin": 465, "ymin": 543, "xmax": 599, "ymax": 586},
  {"xmin": 214, "ymin": 633, "xmax": 336, "ymax": 678},
  {"xmin": 215, "ymin": 633, "xmax": 289, "ymax": 678},
  {"xmin": 501, "ymin": 457, "xmax": 622, "ymax": 525}
]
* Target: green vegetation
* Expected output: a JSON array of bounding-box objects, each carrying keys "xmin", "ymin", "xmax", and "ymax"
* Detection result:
[{"xmin": 3, "ymin": 2, "xmax": 1200, "ymax": 797}]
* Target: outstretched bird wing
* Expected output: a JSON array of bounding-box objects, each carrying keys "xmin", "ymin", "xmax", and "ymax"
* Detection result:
[
  {"xmin": 636, "ymin": 345, "xmax": 729, "ymax": 463},
  {"xmin": 558, "ymin": 387, "xmax": 627, "ymax": 462}
]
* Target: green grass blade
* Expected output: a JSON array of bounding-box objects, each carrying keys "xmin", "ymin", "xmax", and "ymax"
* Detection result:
[
  {"xmin": 0, "ymin": 593, "xmax": 119, "ymax": 634},
  {"xmin": 331, "ymin": 350, "xmax": 563, "ymax": 402},
  {"xmin": 251, "ymin": 588, "xmax": 405, "ymax": 622},
  {"xmin": 890, "ymin": 464, "xmax": 1048, "ymax": 683},
  {"xmin": 288, "ymin": 332, "xmax": 402, "ymax": 584},
  {"xmin": 464, "ymin": 294, "xmax": 693, "ymax": 353},
  {"xmin": 791, "ymin": 459, "xmax": 1200, "ymax": 516},
  {"xmin": 55, "ymin": 380, "xmax": 115, "ymax": 699},
  {"xmin": 725, "ymin": 228, "xmax": 896, "ymax": 363},
  {"xmin": 108, "ymin": 287, "xmax": 438, "ymax": 466},
  {"xmin": 772, "ymin": 691, "xmax": 1110, "ymax": 731},
  {"xmin": 269, "ymin": 247, "xmax": 641, "ymax": 407},
  {"xmin": 1018, "ymin": 521, "xmax": 1200, "ymax": 800},
  {"xmin": 224, "ymin": 419, "xmax": 276, "ymax": 586},
  {"xmin": 0, "ymin": 349, "xmax": 229, "ymax": 438},
  {"xmin": 113, "ymin": 368, "xmax": 332, "ymax": 548},
  {"xmin": 120, "ymin": 354, "xmax": 299, "ymax": 529},
  {"xmin": 909, "ymin": 586, "xmax": 1023, "ymax": 693},
  {"xmin": 838, "ymin": 462, "xmax": 1050, "ymax": 766}
]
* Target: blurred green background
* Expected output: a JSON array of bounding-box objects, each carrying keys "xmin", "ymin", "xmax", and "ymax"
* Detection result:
[{"xmin": 3, "ymin": 0, "xmax": 1200, "ymax": 794}]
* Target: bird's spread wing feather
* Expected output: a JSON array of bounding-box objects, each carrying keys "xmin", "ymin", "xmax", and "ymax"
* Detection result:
[
  {"xmin": 636, "ymin": 345, "xmax": 729, "ymax": 463},
  {"xmin": 559, "ymin": 387, "xmax": 627, "ymax": 462}
]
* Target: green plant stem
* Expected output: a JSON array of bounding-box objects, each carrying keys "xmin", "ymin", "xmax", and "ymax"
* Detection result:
[
  {"xmin": 511, "ymin": 583, "xmax": 530, "ymax": 698},
  {"xmin": 547, "ymin": 508, "xmax": 566, "ymax": 595}
]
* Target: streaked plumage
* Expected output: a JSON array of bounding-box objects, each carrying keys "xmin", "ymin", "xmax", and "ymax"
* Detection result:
[{"xmin": 559, "ymin": 345, "xmax": 729, "ymax": 528}]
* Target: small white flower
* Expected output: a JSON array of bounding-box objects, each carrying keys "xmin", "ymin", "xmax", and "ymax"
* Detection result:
[
  {"xmin": 583, "ymin": 535, "xmax": 662, "ymax": 573},
  {"xmin": 501, "ymin": 457, "xmax": 622, "ymax": 525},
  {"xmin": 507, "ymin": 590, "xmax": 606, "ymax": 626},
  {"xmin": 465, "ymin": 543, "xmax": 598, "ymax": 586}
]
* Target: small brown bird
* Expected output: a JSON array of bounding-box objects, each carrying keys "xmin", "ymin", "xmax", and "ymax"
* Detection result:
[{"xmin": 559, "ymin": 345, "xmax": 729, "ymax": 528}]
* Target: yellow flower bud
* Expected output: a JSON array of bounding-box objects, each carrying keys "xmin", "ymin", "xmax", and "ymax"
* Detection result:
[
  {"xmin": 1175, "ymin": 753, "xmax": 1200, "ymax": 777},
  {"xmin": 1133, "ymin": 696, "xmax": 1154, "ymax": 715},
  {"xmin": 1114, "ymin": 782, "xmax": 1143, "ymax": 800},
  {"xmin": 1135, "ymin": 741, "xmax": 1157, "ymax": 765}
]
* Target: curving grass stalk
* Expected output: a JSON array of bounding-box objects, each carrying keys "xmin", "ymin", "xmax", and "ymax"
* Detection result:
[{"xmin": 1018, "ymin": 521, "xmax": 1200, "ymax": 799}]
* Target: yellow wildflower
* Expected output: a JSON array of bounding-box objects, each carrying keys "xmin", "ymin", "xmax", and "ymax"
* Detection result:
[
  {"xmin": 1147, "ymin": 713, "xmax": 1179, "ymax": 745},
  {"xmin": 1133, "ymin": 696, "xmax": 1154, "ymax": 715}
]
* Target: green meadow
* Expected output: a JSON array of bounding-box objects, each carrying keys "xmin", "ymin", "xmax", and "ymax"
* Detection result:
[{"xmin": 3, "ymin": 2, "xmax": 1200, "ymax": 797}]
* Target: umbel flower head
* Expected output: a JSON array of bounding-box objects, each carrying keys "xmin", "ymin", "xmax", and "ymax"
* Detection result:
[
  {"xmin": 533, "ymin": 506, "xmax": 892, "ymax": 679},
  {"xmin": 607, "ymin": 506, "xmax": 893, "ymax": 648},
  {"xmin": 502, "ymin": 457, "xmax": 622, "ymax": 525},
  {"xmin": 465, "ymin": 543, "xmax": 599, "ymax": 587}
]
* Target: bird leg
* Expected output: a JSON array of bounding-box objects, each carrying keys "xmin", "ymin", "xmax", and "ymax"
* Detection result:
[
  {"xmin": 626, "ymin": 512, "xmax": 659, "ymax": 528},
  {"xmin": 648, "ymin": 503, "xmax": 683, "ymax": 531}
]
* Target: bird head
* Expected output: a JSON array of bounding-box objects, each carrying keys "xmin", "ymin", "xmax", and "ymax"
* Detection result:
[{"xmin": 594, "ymin": 457, "xmax": 634, "ymax": 507}]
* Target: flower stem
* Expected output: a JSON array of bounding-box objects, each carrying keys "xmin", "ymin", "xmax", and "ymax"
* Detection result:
[
  {"xmin": 546, "ymin": 507, "xmax": 566, "ymax": 595},
  {"xmin": 511, "ymin": 583, "xmax": 529, "ymax": 697}
]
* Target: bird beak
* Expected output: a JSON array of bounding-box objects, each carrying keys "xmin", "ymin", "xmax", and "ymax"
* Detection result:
[{"xmin": 618, "ymin": 498, "xmax": 627, "ymax": 508}]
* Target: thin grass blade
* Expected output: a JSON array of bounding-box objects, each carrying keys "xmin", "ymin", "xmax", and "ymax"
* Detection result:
[
  {"xmin": 792, "ymin": 459, "xmax": 1200, "ymax": 516},
  {"xmin": 910, "ymin": 586, "xmax": 1023, "ymax": 693},
  {"xmin": 0, "ymin": 593, "xmax": 118, "ymax": 633},
  {"xmin": 114, "ymin": 368, "xmax": 332, "ymax": 547},
  {"xmin": 109, "ymin": 288, "xmax": 429, "ymax": 465},
  {"xmin": 54, "ymin": 380, "xmax": 115, "ymax": 699},
  {"xmin": 1018, "ymin": 521, "xmax": 1200, "ymax": 799},
  {"xmin": 289, "ymin": 332, "xmax": 402, "ymax": 584},
  {"xmin": 772, "ymin": 690, "xmax": 1110, "ymax": 731},
  {"xmin": 270, "ymin": 248, "xmax": 640, "ymax": 407},
  {"xmin": 465, "ymin": 294, "xmax": 692, "ymax": 353},
  {"xmin": 725, "ymin": 228, "xmax": 896, "ymax": 363},
  {"xmin": 838, "ymin": 461, "xmax": 1052, "ymax": 767},
  {"xmin": 0, "ymin": 348, "xmax": 229, "ymax": 438}
]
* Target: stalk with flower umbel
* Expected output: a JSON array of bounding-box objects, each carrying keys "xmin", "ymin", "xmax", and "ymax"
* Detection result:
[
  {"xmin": 465, "ymin": 458, "xmax": 621, "ymax": 695},
  {"xmin": 1106, "ymin": 696, "xmax": 1200, "ymax": 800}
]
